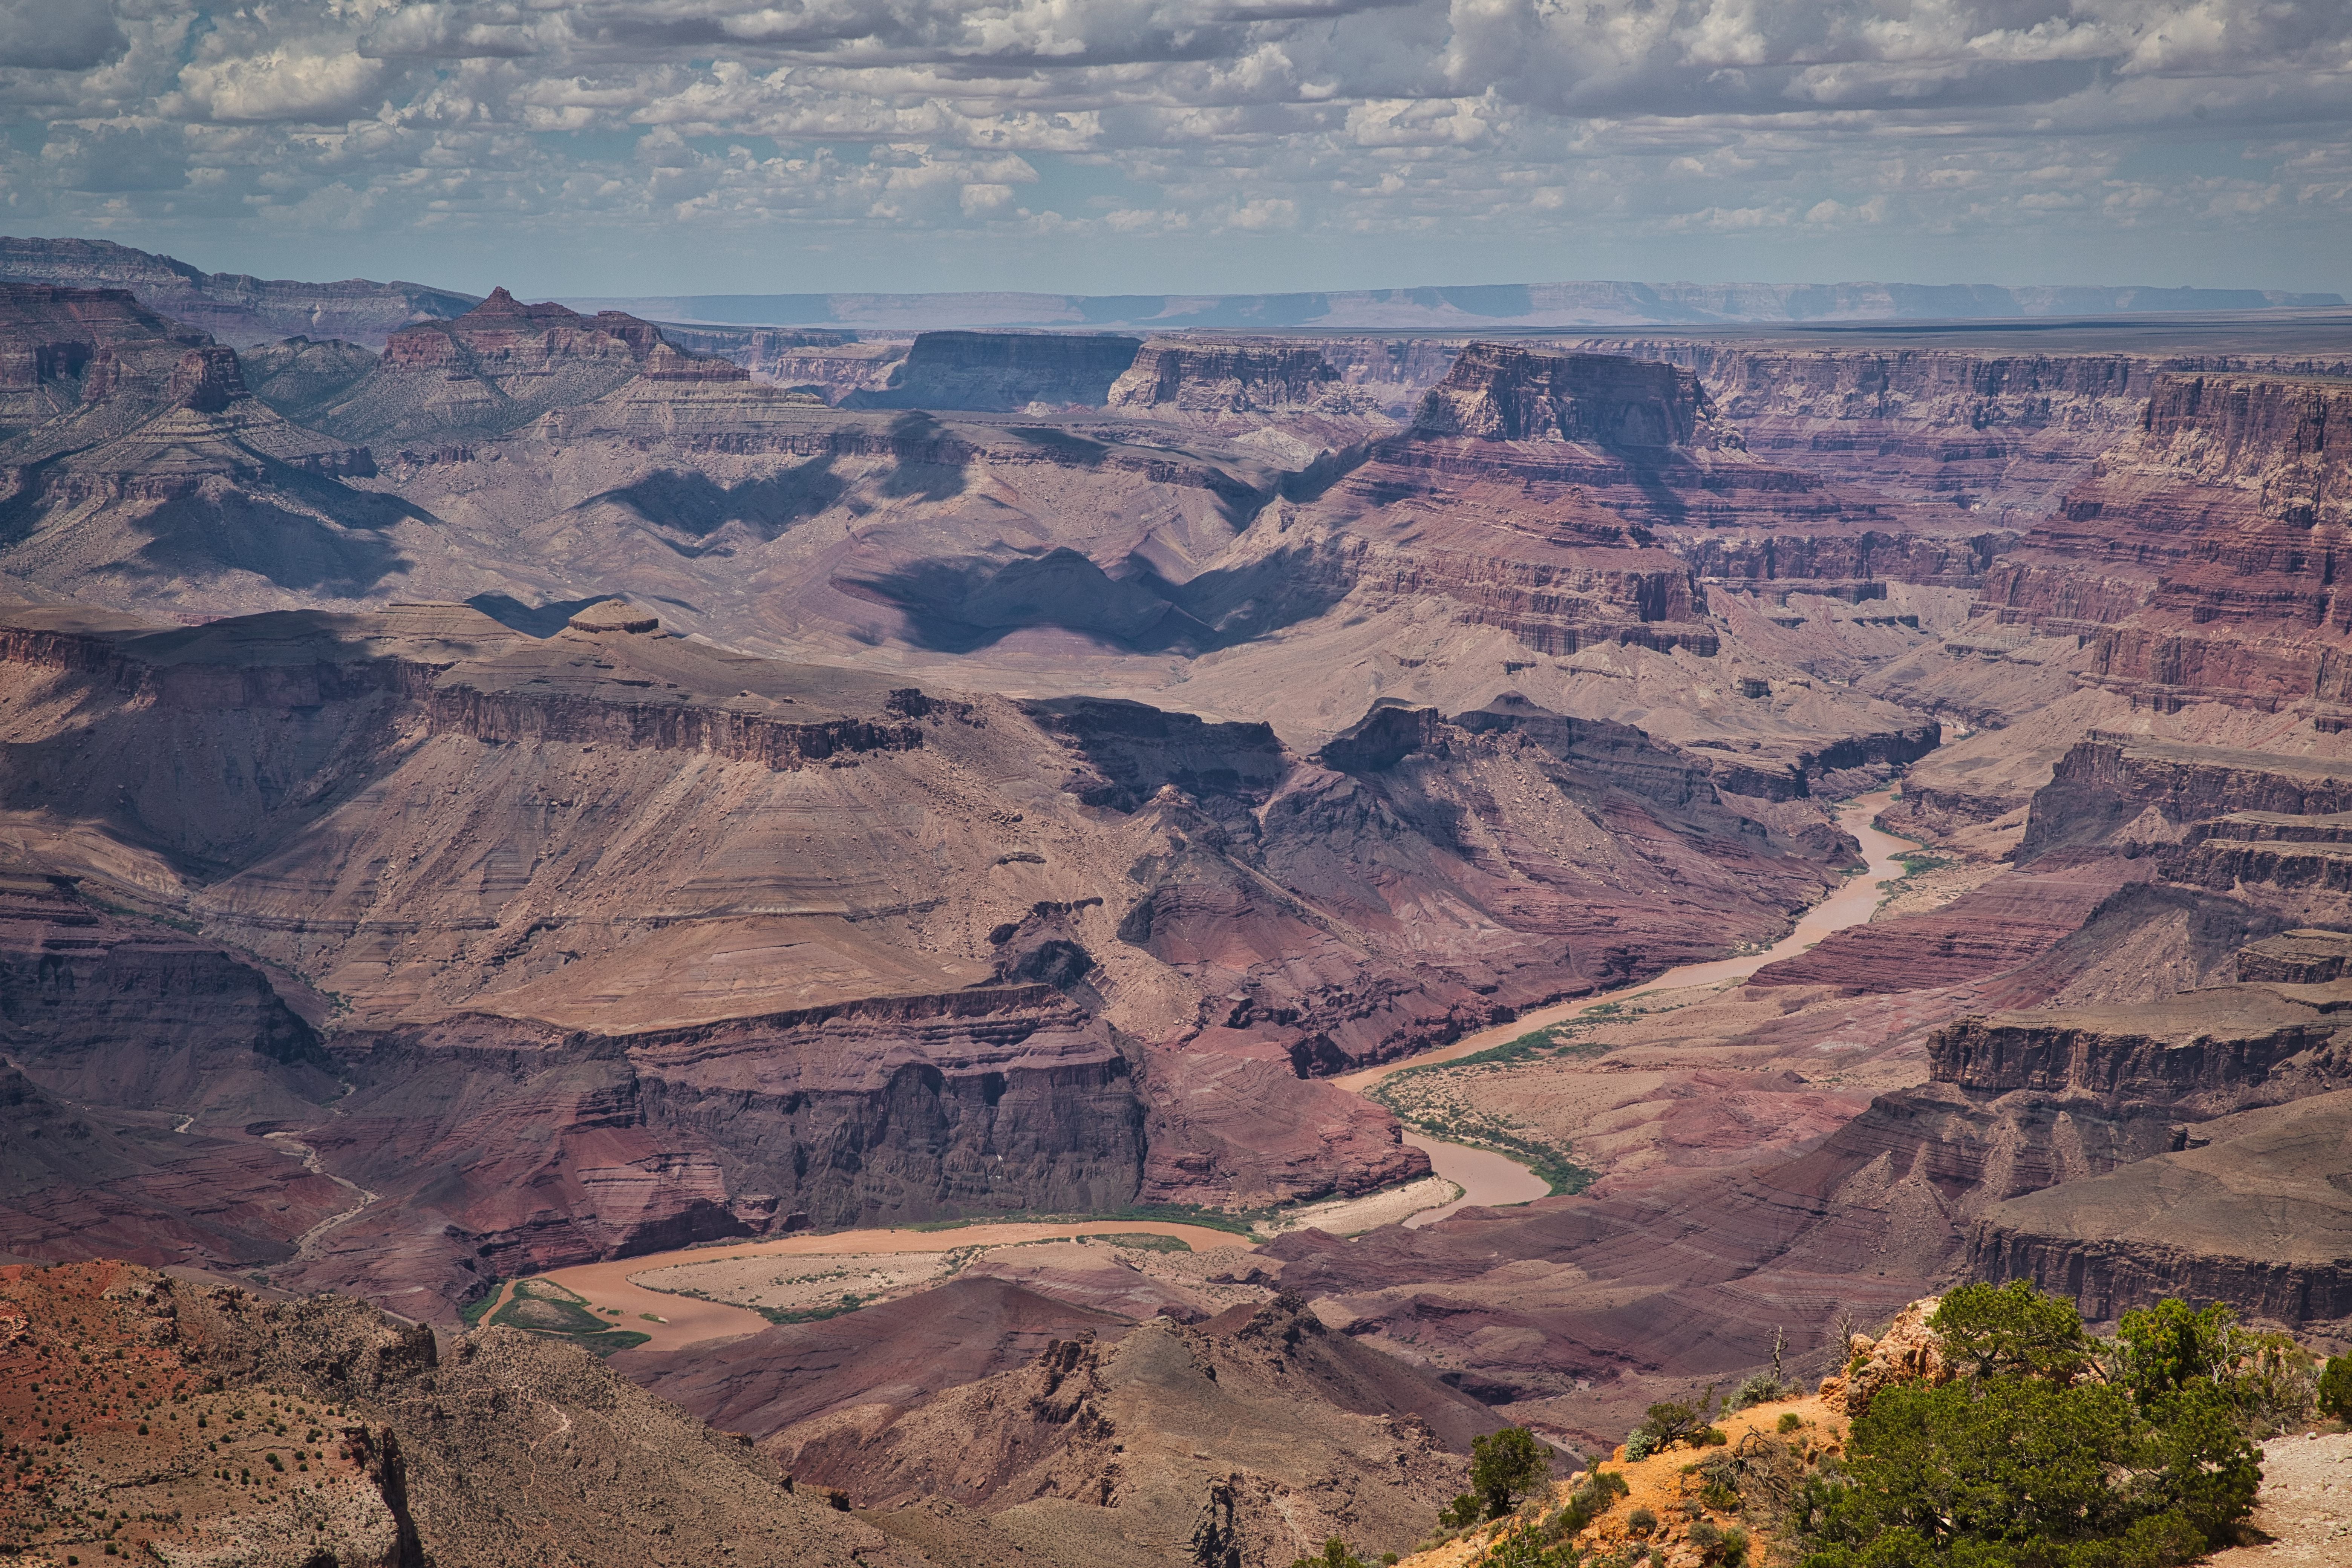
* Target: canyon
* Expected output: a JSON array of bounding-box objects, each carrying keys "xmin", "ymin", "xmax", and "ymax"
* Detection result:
[{"xmin": 3, "ymin": 237, "xmax": 2352, "ymax": 1566}]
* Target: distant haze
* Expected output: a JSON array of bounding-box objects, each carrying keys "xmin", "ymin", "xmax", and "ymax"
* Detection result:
[
  {"xmin": 561, "ymin": 282, "xmax": 2349, "ymax": 332},
  {"xmin": 5, "ymin": 2, "xmax": 2348, "ymax": 297}
]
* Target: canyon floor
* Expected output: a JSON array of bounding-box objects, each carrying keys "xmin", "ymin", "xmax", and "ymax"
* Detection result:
[{"xmin": 4, "ymin": 237, "xmax": 2352, "ymax": 1566}]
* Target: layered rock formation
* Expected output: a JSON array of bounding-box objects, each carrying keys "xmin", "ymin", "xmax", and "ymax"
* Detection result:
[
  {"xmin": 0, "ymin": 234, "xmax": 479, "ymax": 348},
  {"xmin": 0, "ymin": 594, "xmax": 1868, "ymax": 1306},
  {"xmin": 1967, "ymin": 1087, "xmax": 2352, "ymax": 1323},
  {"xmin": 1965, "ymin": 372, "xmax": 2352, "ymax": 720},
  {"xmin": 296, "ymin": 287, "xmax": 747, "ymax": 444},
  {"xmin": 658, "ymin": 323, "xmax": 908, "ymax": 402},
  {"xmin": 1105, "ymin": 339, "xmax": 1361, "ymax": 420}
]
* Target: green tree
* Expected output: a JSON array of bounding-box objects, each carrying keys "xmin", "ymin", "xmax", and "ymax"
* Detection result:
[
  {"xmin": 1289, "ymin": 1537, "xmax": 1370, "ymax": 1568},
  {"xmin": 1927, "ymin": 1280, "xmax": 2094, "ymax": 1384},
  {"xmin": 2113, "ymin": 1299, "xmax": 2244, "ymax": 1406},
  {"xmin": 2145, "ymin": 1387, "xmax": 2262, "ymax": 1542},
  {"xmin": 1469, "ymin": 1427, "xmax": 1553, "ymax": 1520},
  {"xmin": 2317, "ymin": 1352, "xmax": 2352, "ymax": 1421},
  {"xmin": 1800, "ymin": 1374, "xmax": 2256, "ymax": 1568}
]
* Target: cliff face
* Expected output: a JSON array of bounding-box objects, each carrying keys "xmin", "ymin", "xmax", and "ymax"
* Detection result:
[
  {"xmin": 1105, "ymin": 340, "xmax": 1358, "ymax": 418},
  {"xmin": 845, "ymin": 330, "xmax": 1143, "ymax": 411},
  {"xmin": 1965, "ymin": 1087, "xmax": 2352, "ymax": 1324},
  {"xmin": 1412, "ymin": 343, "xmax": 1736, "ymax": 449},
  {"xmin": 291, "ymin": 989, "xmax": 1149, "ymax": 1303},
  {"xmin": 0, "ymin": 283, "xmax": 213, "ymax": 450},
  {"xmin": 1973, "ymin": 373, "xmax": 2352, "ymax": 715},
  {"xmin": 657, "ymin": 324, "xmax": 906, "ymax": 402},
  {"xmin": 2020, "ymin": 734, "xmax": 2352, "ymax": 862},
  {"xmin": 0, "ymin": 234, "xmax": 479, "ymax": 348}
]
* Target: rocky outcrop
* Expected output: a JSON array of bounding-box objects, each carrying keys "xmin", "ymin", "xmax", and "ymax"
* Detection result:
[
  {"xmin": 2236, "ymin": 927, "xmax": 2352, "ymax": 983},
  {"xmin": 0, "ymin": 234, "xmax": 479, "ymax": 348},
  {"xmin": 304, "ymin": 288, "xmax": 745, "ymax": 443},
  {"xmin": 1412, "ymin": 343, "xmax": 1741, "ymax": 450},
  {"xmin": 845, "ymin": 330, "xmax": 1143, "ymax": 411},
  {"xmin": 1105, "ymin": 340, "xmax": 1352, "ymax": 417},
  {"xmin": 0, "ymin": 282, "xmax": 213, "ymax": 450},
  {"xmin": 381, "ymin": 288, "xmax": 694, "ymax": 373},
  {"xmin": 0, "ymin": 1260, "xmax": 917, "ymax": 1568},
  {"xmin": 762, "ymin": 1296, "xmax": 1495, "ymax": 1568}
]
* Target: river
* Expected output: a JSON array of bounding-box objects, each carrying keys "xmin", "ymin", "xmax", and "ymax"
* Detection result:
[
  {"xmin": 524, "ymin": 789, "xmax": 1913, "ymax": 1339},
  {"xmin": 1350, "ymin": 787, "xmax": 1916, "ymax": 1225}
]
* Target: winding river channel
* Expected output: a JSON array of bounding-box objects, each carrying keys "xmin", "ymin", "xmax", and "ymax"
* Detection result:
[
  {"xmin": 1346, "ymin": 787, "xmax": 1915, "ymax": 1224},
  {"xmin": 529, "ymin": 788, "xmax": 1914, "ymax": 1346}
]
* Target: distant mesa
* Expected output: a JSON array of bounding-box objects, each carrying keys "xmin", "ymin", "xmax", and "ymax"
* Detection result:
[
  {"xmin": 384, "ymin": 286, "xmax": 746, "ymax": 380},
  {"xmin": 569, "ymin": 597, "xmax": 662, "ymax": 634},
  {"xmin": 843, "ymin": 329, "xmax": 1142, "ymax": 412},
  {"xmin": 1411, "ymin": 341, "xmax": 1739, "ymax": 450}
]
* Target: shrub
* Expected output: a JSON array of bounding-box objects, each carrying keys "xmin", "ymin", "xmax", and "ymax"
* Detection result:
[
  {"xmin": 1731, "ymin": 1373, "xmax": 1784, "ymax": 1410},
  {"xmin": 2318, "ymin": 1352, "xmax": 2352, "ymax": 1422},
  {"xmin": 1626, "ymin": 1507, "xmax": 1658, "ymax": 1538},
  {"xmin": 1776, "ymin": 1412, "xmax": 1802, "ymax": 1434},
  {"xmin": 1798, "ymin": 1341, "xmax": 2260, "ymax": 1568}
]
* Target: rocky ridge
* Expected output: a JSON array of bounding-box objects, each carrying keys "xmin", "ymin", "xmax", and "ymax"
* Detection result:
[{"xmin": 0, "ymin": 234, "xmax": 478, "ymax": 348}]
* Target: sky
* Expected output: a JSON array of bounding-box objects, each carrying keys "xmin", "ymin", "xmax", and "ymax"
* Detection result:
[{"xmin": 3, "ymin": 1, "xmax": 2349, "ymax": 299}]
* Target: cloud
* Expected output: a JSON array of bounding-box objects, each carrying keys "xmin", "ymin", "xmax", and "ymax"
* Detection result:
[
  {"xmin": 0, "ymin": 2, "xmax": 2344, "ymax": 288},
  {"xmin": 0, "ymin": 0, "xmax": 126, "ymax": 72}
]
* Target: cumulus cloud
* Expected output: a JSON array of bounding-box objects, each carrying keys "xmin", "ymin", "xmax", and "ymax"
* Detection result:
[{"xmin": 0, "ymin": 1, "xmax": 2344, "ymax": 289}]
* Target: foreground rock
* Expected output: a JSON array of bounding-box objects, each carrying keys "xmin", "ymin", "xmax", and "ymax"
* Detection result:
[{"xmin": 0, "ymin": 1259, "xmax": 915, "ymax": 1568}]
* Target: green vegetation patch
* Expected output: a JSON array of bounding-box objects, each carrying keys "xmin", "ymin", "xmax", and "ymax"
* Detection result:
[
  {"xmin": 1089, "ymin": 1232, "xmax": 1192, "ymax": 1253},
  {"xmin": 488, "ymin": 1278, "xmax": 652, "ymax": 1355}
]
